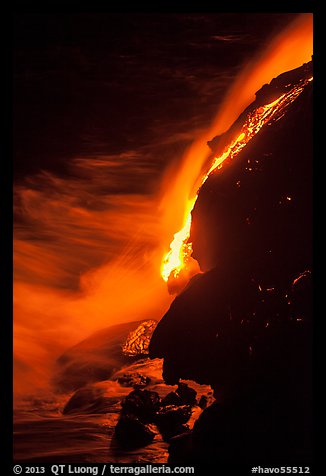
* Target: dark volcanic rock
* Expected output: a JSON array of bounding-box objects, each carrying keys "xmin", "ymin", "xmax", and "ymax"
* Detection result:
[
  {"xmin": 168, "ymin": 432, "xmax": 194, "ymax": 464},
  {"xmin": 115, "ymin": 415, "xmax": 157, "ymax": 448},
  {"xmin": 169, "ymin": 393, "xmax": 313, "ymax": 464},
  {"xmin": 155, "ymin": 405, "xmax": 192, "ymax": 441},
  {"xmin": 192, "ymin": 63, "xmax": 313, "ymax": 278},
  {"xmin": 176, "ymin": 383, "xmax": 197, "ymax": 406},
  {"xmin": 54, "ymin": 320, "xmax": 153, "ymax": 392},
  {"xmin": 161, "ymin": 391, "xmax": 183, "ymax": 407},
  {"xmin": 121, "ymin": 389, "xmax": 161, "ymax": 423},
  {"xmin": 207, "ymin": 60, "xmax": 313, "ymax": 160},
  {"xmin": 150, "ymin": 61, "xmax": 313, "ymax": 387},
  {"xmin": 150, "ymin": 62, "xmax": 313, "ymax": 463},
  {"xmin": 117, "ymin": 372, "xmax": 151, "ymax": 388},
  {"xmin": 198, "ymin": 395, "xmax": 208, "ymax": 409}
]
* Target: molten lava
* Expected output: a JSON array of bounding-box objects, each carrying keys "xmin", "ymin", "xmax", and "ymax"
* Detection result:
[
  {"xmin": 122, "ymin": 320, "xmax": 158, "ymax": 357},
  {"xmin": 161, "ymin": 75, "xmax": 313, "ymax": 284}
]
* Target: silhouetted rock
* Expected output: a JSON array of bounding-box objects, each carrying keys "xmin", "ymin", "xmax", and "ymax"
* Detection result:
[
  {"xmin": 170, "ymin": 390, "xmax": 313, "ymax": 464},
  {"xmin": 150, "ymin": 61, "xmax": 313, "ymax": 464},
  {"xmin": 54, "ymin": 320, "xmax": 154, "ymax": 392},
  {"xmin": 198, "ymin": 395, "xmax": 208, "ymax": 409},
  {"xmin": 121, "ymin": 389, "xmax": 161, "ymax": 423},
  {"xmin": 117, "ymin": 372, "xmax": 151, "ymax": 388},
  {"xmin": 155, "ymin": 405, "xmax": 192, "ymax": 441},
  {"xmin": 207, "ymin": 60, "xmax": 313, "ymax": 164},
  {"xmin": 168, "ymin": 432, "xmax": 194, "ymax": 464},
  {"xmin": 115, "ymin": 415, "xmax": 157, "ymax": 448},
  {"xmin": 176, "ymin": 382, "xmax": 197, "ymax": 406},
  {"xmin": 161, "ymin": 391, "xmax": 183, "ymax": 407}
]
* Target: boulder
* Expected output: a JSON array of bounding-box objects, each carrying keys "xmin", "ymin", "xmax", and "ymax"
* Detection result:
[
  {"xmin": 161, "ymin": 391, "xmax": 183, "ymax": 407},
  {"xmin": 121, "ymin": 389, "xmax": 161, "ymax": 423},
  {"xmin": 115, "ymin": 415, "xmax": 157, "ymax": 448},
  {"xmin": 54, "ymin": 320, "xmax": 153, "ymax": 392},
  {"xmin": 198, "ymin": 395, "xmax": 208, "ymax": 409},
  {"xmin": 155, "ymin": 405, "xmax": 192, "ymax": 441},
  {"xmin": 176, "ymin": 383, "xmax": 197, "ymax": 406},
  {"xmin": 117, "ymin": 372, "xmax": 151, "ymax": 388}
]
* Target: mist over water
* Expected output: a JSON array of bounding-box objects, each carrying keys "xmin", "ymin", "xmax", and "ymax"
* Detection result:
[{"xmin": 14, "ymin": 140, "xmax": 181, "ymax": 398}]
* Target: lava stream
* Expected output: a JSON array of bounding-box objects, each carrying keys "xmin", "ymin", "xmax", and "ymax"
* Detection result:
[{"xmin": 161, "ymin": 75, "xmax": 313, "ymax": 284}]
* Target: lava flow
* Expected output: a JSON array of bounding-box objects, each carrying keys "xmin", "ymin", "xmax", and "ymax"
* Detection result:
[{"xmin": 161, "ymin": 74, "xmax": 313, "ymax": 285}]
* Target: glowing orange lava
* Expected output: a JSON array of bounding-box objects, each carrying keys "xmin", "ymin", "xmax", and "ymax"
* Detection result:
[{"xmin": 161, "ymin": 75, "xmax": 313, "ymax": 282}]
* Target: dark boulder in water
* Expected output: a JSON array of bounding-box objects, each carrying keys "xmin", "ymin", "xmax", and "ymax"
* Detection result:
[
  {"xmin": 155, "ymin": 405, "xmax": 192, "ymax": 441},
  {"xmin": 161, "ymin": 391, "xmax": 183, "ymax": 407},
  {"xmin": 116, "ymin": 372, "xmax": 151, "ymax": 388},
  {"xmin": 53, "ymin": 320, "xmax": 157, "ymax": 393},
  {"xmin": 121, "ymin": 389, "xmax": 161, "ymax": 423},
  {"xmin": 198, "ymin": 395, "xmax": 208, "ymax": 409},
  {"xmin": 114, "ymin": 385, "xmax": 198, "ymax": 446},
  {"xmin": 176, "ymin": 382, "xmax": 197, "ymax": 406},
  {"xmin": 115, "ymin": 415, "xmax": 157, "ymax": 448}
]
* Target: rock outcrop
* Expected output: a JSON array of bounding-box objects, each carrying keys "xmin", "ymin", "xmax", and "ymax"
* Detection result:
[
  {"xmin": 53, "ymin": 319, "xmax": 157, "ymax": 392},
  {"xmin": 149, "ymin": 61, "xmax": 313, "ymax": 464},
  {"xmin": 114, "ymin": 384, "xmax": 198, "ymax": 447},
  {"xmin": 115, "ymin": 415, "xmax": 157, "ymax": 448}
]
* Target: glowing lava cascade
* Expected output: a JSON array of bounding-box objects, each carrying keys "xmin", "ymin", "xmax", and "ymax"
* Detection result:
[{"xmin": 161, "ymin": 74, "xmax": 313, "ymax": 286}]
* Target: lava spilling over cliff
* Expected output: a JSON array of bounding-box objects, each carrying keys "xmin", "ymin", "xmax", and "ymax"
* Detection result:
[
  {"xmin": 150, "ymin": 60, "xmax": 313, "ymax": 464},
  {"xmin": 161, "ymin": 60, "xmax": 312, "ymax": 293},
  {"xmin": 191, "ymin": 60, "xmax": 313, "ymax": 274}
]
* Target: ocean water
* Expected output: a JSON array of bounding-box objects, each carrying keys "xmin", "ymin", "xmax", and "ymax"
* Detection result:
[{"xmin": 14, "ymin": 356, "xmax": 213, "ymax": 463}]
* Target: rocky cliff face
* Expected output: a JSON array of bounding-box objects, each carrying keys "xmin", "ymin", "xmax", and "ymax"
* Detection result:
[
  {"xmin": 149, "ymin": 61, "xmax": 313, "ymax": 464},
  {"xmin": 191, "ymin": 61, "xmax": 312, "ymax": 277}
]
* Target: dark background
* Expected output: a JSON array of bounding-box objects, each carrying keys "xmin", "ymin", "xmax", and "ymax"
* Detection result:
[{"xmin": 13, "ymin": 13, "xmax": 299, "ymax": 181}]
